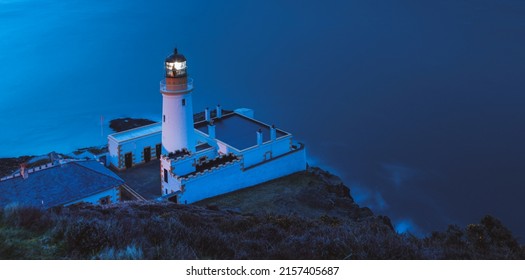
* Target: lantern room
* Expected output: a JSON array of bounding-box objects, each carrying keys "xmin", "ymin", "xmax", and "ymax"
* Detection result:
[{"xmin": 165, "ymin": 48, "xmax": 187, "ymax": 78}]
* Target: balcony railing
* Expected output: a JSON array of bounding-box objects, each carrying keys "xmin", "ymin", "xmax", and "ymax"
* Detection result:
[{"xmin": 160, "ymin": 78, "xmax": 193, "ymax": 93}]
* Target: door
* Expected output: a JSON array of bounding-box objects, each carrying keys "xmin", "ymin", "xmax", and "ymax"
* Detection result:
[
  {"xmin": 156, "ymin": 144, "xmax": 161, "ymax": 159},
  {"xmin": 168, "ymin": 195, "xmax": 178, "ymax": 203},
  {"xmin": 124, "ymin": 152, "xmax": 132, "ymax": 168},
  {"xmin": 144, "ymin": 147, "xmax": 151, "ymax": 162}
]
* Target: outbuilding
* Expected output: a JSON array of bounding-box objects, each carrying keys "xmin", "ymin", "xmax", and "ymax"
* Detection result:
[{"xmin": 0, "ymin": 160, "xmax": 124, "ymax": 208}]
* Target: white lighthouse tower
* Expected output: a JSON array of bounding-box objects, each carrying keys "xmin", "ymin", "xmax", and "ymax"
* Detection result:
[{"xmin": 160, "ymin": 48, "xmax": 195, "ymax": 153}]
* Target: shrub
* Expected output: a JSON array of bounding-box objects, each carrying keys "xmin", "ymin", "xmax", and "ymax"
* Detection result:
[
  {"xmin": 187, "ymin": 228, "xmax": 235, "ymax": 259},
  {"xmin": 64, "ymin": 218, "xmax": 110, "ymax": 257},
  {"xmin": 2, "ymin": 204, "xmax": 51, "ymax": 232},
  {"xmin": 147, "ymin": 241, "xmax": 198, "ymax": 260},
  {"xmin": 144, "ymin": 216, "xmax": 171, "ymax": 246},
  {"xmin": 480, "ymin": 215, "xmax": 519, "ymax": 249},
  {"xmin": 97, "ymin": 244, "xmax": 144, "ymax": 260}
]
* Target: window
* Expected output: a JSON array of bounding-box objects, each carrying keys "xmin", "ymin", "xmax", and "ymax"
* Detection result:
[
  {"xmin": 182, "ymin": 99, "xmax": 186, "ymax": 106},
  {"xmin": 163, "ymin": 115, "xmax": 165, "ymax": 122},
  {"xmin": 99, "ymin": 196, "xmax": 111, "ymax": 205},
  {"xmin": 164, "ymin": 168, "xmax": 168, "ymax": 183}
]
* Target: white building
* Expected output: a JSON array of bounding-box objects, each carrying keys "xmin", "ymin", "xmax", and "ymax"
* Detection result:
[
  {"xmin": 108, "ymin": 48, "xmax": 306, "ymax": 204},
  {"xmin": 108, "ymin": 123, "xmax": 162, "ymax": 170}
]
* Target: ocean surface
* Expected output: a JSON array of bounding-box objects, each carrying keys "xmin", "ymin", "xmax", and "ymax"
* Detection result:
[{"xmin": 1, "ymin": 0, "xmax": 524, "ymax": 238}]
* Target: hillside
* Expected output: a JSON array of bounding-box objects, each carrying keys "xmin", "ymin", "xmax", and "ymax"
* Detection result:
[
  {"xmin": 195, "ymin": 167, "xmax": 382, "ymax": 224},
  {"xmin": 0, "ymin": 167, "xmax": 523, "ymax": 259}
]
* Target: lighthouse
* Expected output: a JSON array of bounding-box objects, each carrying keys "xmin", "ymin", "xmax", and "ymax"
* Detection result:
[
  {"xmin": 160, "ymin": 48, "xmax": 195, "ymax": 153},
  {"xmin": 107, "ymin": 46, "xmax": 306, "ymax": 202}
]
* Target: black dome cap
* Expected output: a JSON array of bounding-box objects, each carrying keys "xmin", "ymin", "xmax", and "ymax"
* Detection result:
[{"xmin": 165, "ymin": 48, "xmax": 186, "ymax": 63}]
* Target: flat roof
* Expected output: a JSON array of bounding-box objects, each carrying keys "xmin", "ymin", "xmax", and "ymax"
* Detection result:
[
  {"xmin": 0, "ymin": 160, "xmax": 124, "ymax": 208},
  {"xmin": 195, "ymin": 113, "xmax": 289, "ymax": 150},
  {"xmin": 196, "ymin": 142, "xmax": 212, "ymax": 152},
  {"xmin": 109, "ymin": 123, "xmax": 161, "ymax": 143}
]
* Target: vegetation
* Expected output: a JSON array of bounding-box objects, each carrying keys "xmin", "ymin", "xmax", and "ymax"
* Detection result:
[
  {"xmin": 71, "ymin": 146, "xmax": 108, "ymax": 156},
  {"xmin": 0, "ymin": 156, "xmax": 33, "ymax": 177},
  {"xmin": 0, "ymin": 167, "xmax": 523, "ymax": 259},
  {"xmin": 0, "ymin": 201, "xmax": 523, "ymax": 260}
]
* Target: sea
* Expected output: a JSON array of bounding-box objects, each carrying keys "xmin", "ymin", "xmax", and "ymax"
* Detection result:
[{"xmin": 1, "ymin": 0, "xmax": 524, "ymax": 238}]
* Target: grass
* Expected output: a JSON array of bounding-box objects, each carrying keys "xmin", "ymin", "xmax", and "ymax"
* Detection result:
[
  {"xmin": 0, "ymin": 202, "xmax": 523, "ymax": 259},
  {"xmin": 0, "ymin": 168, "xmax": 523, "ymax": 259},
  {"xmin": 0, "ymin": 219, "xmax": 57, "ymax": 259},
  {"xmin": 195, "ymin": 171, "xmax": 363, "ymax": 221}
]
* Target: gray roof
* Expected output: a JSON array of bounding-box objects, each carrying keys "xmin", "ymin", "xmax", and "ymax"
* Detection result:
[
  {"xmin": 195, "ymin": 113, "xmax": 288, "ymax": 150},
  {"xmin": 0, "ymin": 160, "xmax": 124, "ymax": 208}
]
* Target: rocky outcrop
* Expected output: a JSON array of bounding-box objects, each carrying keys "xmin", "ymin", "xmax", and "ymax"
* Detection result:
[
  {"xmin": 109, "ymin": 118, "xmax": 156, "ymax": 132},
  {"xmin": 308, "ymin": 166, "xmax": 352, "ymax": 199}
]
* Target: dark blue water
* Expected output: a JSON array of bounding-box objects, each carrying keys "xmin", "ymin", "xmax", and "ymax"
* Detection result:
[{"xmin": 1, "ymin": 0, "xmax": 524, "ymax": 238}]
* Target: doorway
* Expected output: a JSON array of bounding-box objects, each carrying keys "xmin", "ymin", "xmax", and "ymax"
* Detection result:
[
  {"xmin": 144, "ymin": 147, "xmax": 151, "ymax": 162},
  {"xmin": 156, "ymin": 144, "xmax": 161, "ymax": 159},
  {"xmin": 168, "ymin": 195, "xmax": 178, "ymax": 203},
  {"xmin": 124, "ymin": 152, "xmax": 132, "ymax": 168}
]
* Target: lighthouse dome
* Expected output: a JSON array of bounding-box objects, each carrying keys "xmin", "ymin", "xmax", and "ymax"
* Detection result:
[{"xmin": 165, "ymin": 48, "xmax": 187, "ymax": 77}]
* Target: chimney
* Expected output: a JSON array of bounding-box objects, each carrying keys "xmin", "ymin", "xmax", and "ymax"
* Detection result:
[
  {"xmin": 216, "ymin": 104, "xmax": 222, "ymax": 118},
  {"xmin": 256, "ymin": 128, "xmax": 263, "ymax": 146},
  {"xmin": 20, "ymin": 163, "xmax": 28, "ymax": 179},
  {"xmin": 270, "ymin": 124, "xmax": 276, "ymax": 141},
  {"xmin": 208, "ymin": 120, "xmax": 216, "ymax": 139},
  {"xmin": 204, "ymin": 107, "xmax": 210, "ymax": 121}
]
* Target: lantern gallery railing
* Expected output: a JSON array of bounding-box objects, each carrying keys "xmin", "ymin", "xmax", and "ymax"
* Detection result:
[{"xmin": 160, "ymin": 78, "xmax": 193, "ymax": 92}]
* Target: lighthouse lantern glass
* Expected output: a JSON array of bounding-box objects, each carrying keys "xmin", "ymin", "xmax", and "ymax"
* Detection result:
[
  {"xmin": 174, "ymin": 61, "xmax": 186, "ymax": 70},
  {"xmin": 165, "ymin": 62, "xmax": 175, "ymax": 71}
]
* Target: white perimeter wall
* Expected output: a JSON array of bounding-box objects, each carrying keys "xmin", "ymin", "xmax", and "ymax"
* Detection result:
[
  {"xmin": 178, "ymin": 148, "xmax": 306, "ymax": 204},
  {"xmin": 161, "ymin": 157, "xmax": 180, "ymax": 196},
  {"xmin": 161, "ymin": 147, "xmax": 219, "ymax": 196},
  {"xmin": 242, "ymin": 136, "xmax": 292, "ymax": 168}
]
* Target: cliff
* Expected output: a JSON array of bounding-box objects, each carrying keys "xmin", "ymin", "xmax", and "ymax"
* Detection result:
[{"xmin": 0, "ymin": 167, "xmax": 523, "ymax": 260}]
